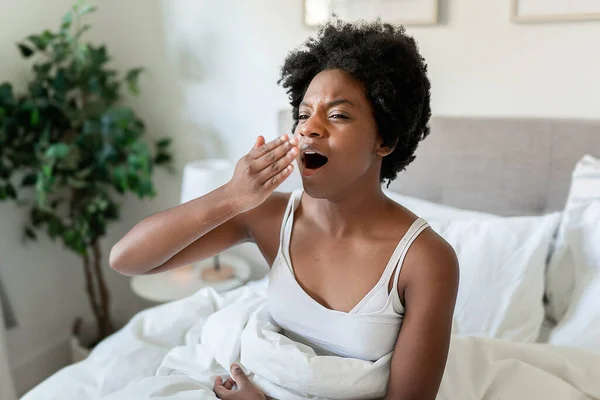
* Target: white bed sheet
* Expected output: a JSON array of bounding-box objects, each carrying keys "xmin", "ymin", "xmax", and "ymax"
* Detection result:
[{"xmin": 22, "ymin": 278, "xmax": 600, "ymax": 400}]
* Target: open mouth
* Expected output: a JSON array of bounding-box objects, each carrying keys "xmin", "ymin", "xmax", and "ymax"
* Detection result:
[{"xmin": 302, "ymin": 152, "xmax": 329, "ymax": 170}]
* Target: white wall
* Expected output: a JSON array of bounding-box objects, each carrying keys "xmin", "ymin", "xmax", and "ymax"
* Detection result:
[
  {"xmin": 1, "ymin": 0, "xmax": 599, "ymax": 394},
  {"xmin": 164, "ymin": 0, "xmax": 600, "ymax": 167}
]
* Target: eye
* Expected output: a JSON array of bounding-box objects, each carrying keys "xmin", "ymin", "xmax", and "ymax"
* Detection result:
[
  {"xmin": 330, "ymin": 114, "xmax": 349, "ymax": 119},
  {"xmin": 298, "ymin": 114, "xmax": 309, "ymax": 121}
]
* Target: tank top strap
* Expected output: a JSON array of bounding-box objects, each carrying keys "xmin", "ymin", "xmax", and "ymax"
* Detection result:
[
  {"xmin": 389, "ymin": 218, "xmax": 429, "ymax": 310},
  {"xmin": 276, "ymin": 189, "xmax": 303, "ymax": 265},
  {"xmin": 350, "ymin": 217, "xmax": 430, "ymax": 314}
]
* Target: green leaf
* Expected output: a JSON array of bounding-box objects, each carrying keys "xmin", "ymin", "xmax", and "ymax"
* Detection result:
[
  {"xmin": 111, "ymin": 166, "xmax": 128, "ymax": 193},
  {"xmin": 51, "ymin": 68, "xmax": 68, "ymax": 93},
  {"xmin": 5, "ymin": 184, "xmax": 16, "ymax": 199},
  {"xmin": 25, "ymin": 227, "xmax": 37, "ymax": 240},
  {"xmin": 45, "ymin": 143, "xmax": 70, "ymax": 160},
  {"xmin": 62, "ymin": 11, "xmax": 73, "ymax": 27},
  {"xmin": 35, "ymin": 171, "xmax": 46, "ymax": 204},
  {"xmin": 154, "ymin": 153, "xmax": 172, "ymax": 165},
  {"xmin": 42, "ymin": 164, "xmax": 53, "ymax": 178},
  {"xmin": 27, "ymin": 32, "xmax": 54, "ymax": 51},
  {"xmin": 83, "ymin": 119, "xmax": 100, "ymax": 134},
  {"xmin": 156, "ymin": 138, "xmax": 171, "ymax": 149},
  {"xmin": 105, "ymin": 107, "xmax": 135, "ymax": 128},
  {"xmin": 21, "ymin": 173, "xmax": 37, "ymax": 187},
  {"xmin": 17, "ymin": 43, "xmax": 34, "ymax": 58},
  {"xmin": 78, "ymin": 4, "xmax": 97, "ymax": 16},
  {"xmin": 30, "ymin": 108, "xmax": 40, "ymax": 126},
  {"xmin": 97, "ymin": 198, "xmax": 108, "ymax": 211},
  {"xmin": 74, "ymin": 42, "xmax": 89, "ymax": 65},
  {"xmin": 88, "ymin": 45, "xmax": 109, "ymax": 66},
  {"xmin": 30, "ymin": 207, "xmax": 47, "ymax": 227},
  {"xmin": 63, "ymin": 228, "xmax": 80, "ymax": 249},
  {"xmin": 0, "ymin": 83, "xmax": 14, "ymax": 101},
  {"xmin": 48, "ymin": 217, "xmax": 64, "ymax": 239},
  {"xmin": 125, "ymin": 67, "xmax": 144, "ymax": 95},
  {"xmin": 98, "ymin": 143, "xmax": 117, "ymax": 163},
  {"xmin": 29, "ymin": 82, "xmax": 47, "ymax": 98},
  {"xmin": 138, "ymin": 179, "xmax": 155, "ymax": 197},
  {"xmin": 33, "ymin": 62, "xmax": 53, "ymax": 76}
]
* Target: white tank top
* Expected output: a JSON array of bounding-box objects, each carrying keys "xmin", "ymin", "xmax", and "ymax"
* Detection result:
[{"xmin": 268, "ymin": 189, "xmax": 430, "ymax": 361}]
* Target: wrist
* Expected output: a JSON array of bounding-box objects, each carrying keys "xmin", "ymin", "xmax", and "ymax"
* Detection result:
[{"xmin": 219, "ymin": 182, "xmax": 251, "ymax": 215}]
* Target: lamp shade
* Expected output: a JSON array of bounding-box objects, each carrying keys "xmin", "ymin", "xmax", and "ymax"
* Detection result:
[{"xmin": 180, "ymin": 159, "xmax": 235, "ymax": 204}]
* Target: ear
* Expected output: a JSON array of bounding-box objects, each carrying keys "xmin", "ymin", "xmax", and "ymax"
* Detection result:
[{"xmin": 375, "ymin": 137, "xmax": 397, "ymax": 158}]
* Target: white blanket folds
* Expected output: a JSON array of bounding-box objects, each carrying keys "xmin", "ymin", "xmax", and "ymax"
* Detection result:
[{"xmin": 22, "ymin": 279, "xmax": 600, "ymax": 400}]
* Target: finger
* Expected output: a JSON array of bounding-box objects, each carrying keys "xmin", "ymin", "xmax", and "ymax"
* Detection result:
[
  {"xmin": 254, "ymin": 136, "xmax": 298, "ymax": 172},
  {"xmin": 258, "ymin": 144, "xmax": 297, "ymax": 183},
  {"xmin": 262, "ymin": 163, "xmax": 294, "ymax": 190},
  {"xmin": 249, "ymin": 134, "xmax": 289, "ymax": 159},
  {"xmin": 230, "ymin": 364, "xmax": 251, "ymax": 389},
  {"xmin": 214, "ymin": 376, "xmax": 223, "ymax": 386},
  {"xmin": 253, "ymin": 135, "xmax": 265, "ymax": 150},
  {"xmin": 224, "ymin": 377, "xmax": 235, "ymax": 390},
  {"xmin": 213, "ymin": 382, "xmax": 231, "ymax": 398}
]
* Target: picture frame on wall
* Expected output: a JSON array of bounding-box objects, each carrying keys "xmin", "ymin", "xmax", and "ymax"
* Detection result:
[
  {"xmin": 303, "ymin": 0, "xmax": 439, "ymax": 27},
  {"xmin": 511, "ymin": 0, "xmax": 600, "ymax": 23}
]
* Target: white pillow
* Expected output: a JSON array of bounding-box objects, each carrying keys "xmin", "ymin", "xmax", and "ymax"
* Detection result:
[
  {"xmin": 546, "ymin": 155, "xmax": 600, "ymax": 323},
  {"xmin": 384, "ymin": 190, "xmax": 561, "ymax": 342},
  {"xmin": 428, "ymin": 214, "xmax": 561, "ymax": 342},
  {"xmin": 548, "ymin": 201, "xmax": 600, "ymax": 353},
  {"xmin": 383, "ymin": 190, "xmax": 497, "ymax": 220}
]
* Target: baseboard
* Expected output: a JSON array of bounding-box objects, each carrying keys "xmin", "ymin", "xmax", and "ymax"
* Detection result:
[{"xmin": 12, "ymin": 337, "xmax": 70, "ymax": 396}]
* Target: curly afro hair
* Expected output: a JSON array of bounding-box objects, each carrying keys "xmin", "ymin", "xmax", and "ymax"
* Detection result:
[{"xmin": 278, "ymin": 19, "xmax": 431, "ymax": 184}]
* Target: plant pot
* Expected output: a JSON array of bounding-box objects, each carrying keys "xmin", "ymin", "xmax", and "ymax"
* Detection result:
[{"xmin": 69, "ymin": 334, "xmax": 91, "ymax": 364}]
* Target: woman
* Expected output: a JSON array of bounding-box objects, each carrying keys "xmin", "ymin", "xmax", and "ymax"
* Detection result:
[{"xmin": 110, "ymin": 19, "xmax": 459, "ymax": 400}]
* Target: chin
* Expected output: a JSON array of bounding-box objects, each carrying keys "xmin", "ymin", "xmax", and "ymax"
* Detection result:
[
  {"xmin": 301, "ymin": 179, "xmax": 329, "ymax": 199},
  {"xmin": 300, "ymin": 173, "xmax": 348, "ymax": 200}
]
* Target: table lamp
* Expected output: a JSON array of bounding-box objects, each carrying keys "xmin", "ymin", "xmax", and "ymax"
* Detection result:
[{"xmin": 181, "ymin": 159, "xmax": 235, "ymax": 282}]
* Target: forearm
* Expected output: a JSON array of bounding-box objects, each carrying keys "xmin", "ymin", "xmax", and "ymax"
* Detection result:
[{"xmin": 109, "ymin": 184, "xmax": 243, "ymax": 275}]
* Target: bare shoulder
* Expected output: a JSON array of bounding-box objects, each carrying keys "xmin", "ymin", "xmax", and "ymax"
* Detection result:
[
  {"xmin": 241, "ymin": 191, "xmax": 291, "ymax": 228},
  {"xmin": 382, "ymin": 199, "xmax": 458, "ymax": 289},
  {"xmin": 412, "ymin": 227, "xmax": 458, "ymax": 277},
  {"xmin": 399, "ymin": 220, "xmax": 459, "ymax": 303}
]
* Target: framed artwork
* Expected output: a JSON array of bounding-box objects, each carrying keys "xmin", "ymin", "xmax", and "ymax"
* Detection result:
[
  {"xmin": 303, "ymin": 0, "xmax": 439, "ymax": 27},
  {"xmin": 511, "ymin": 0, "xmax": 600, "ymax": 23}
]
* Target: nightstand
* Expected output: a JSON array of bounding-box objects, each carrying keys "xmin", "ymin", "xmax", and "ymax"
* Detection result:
[{"xmin": 130, "ymin": 254, "xmax": 252, "ymax": 303}]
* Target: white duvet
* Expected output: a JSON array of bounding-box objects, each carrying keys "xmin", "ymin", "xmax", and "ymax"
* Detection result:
[{"xmin": 23, "ymin": 278, "xmax": 600, "ymax": 400}]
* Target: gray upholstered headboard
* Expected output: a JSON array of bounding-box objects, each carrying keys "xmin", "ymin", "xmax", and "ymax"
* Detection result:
[{"xmin": 278, "ymin": 111, "xmax": 600, "ymax": 216}]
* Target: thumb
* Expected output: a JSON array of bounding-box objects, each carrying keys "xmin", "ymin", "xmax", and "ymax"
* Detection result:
[
  {"xmin": 254, "ymin": 135, "xmax": 265, "ymax": 149},
  {"xmin": 230, "ymin": 364, "xmax": 250, "ymax": 388}
]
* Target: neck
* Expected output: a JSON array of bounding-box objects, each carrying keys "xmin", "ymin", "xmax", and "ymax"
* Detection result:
[{"xmin": 302, "ymin": 181, "xmax": 388, "ymax": 237}]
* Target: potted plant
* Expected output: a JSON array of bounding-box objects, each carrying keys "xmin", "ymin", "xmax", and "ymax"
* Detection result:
[{"xmin": 0, "ymin": 0, "xmax": 173, "ymax": 361}]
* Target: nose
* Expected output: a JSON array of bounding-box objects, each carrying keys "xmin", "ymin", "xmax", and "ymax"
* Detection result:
[{"xmin": 297, "ymin": 114, "xmax": 326, "ymax": 139}]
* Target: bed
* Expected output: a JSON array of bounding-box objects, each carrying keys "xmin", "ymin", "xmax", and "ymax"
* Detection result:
[{"xmin": 22, "ymin": 115, "xmax": 600, "ymax": 399}]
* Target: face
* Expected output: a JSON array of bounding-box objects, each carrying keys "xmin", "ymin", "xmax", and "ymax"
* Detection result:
[{"xmin": 295, "ymin": 69, "xmax": 392, "ymax": 198}]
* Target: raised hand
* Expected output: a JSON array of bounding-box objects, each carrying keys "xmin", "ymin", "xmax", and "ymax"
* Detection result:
[{"xmin": 225, "ymin": 134, "xmax": 298, "ymax": 213}]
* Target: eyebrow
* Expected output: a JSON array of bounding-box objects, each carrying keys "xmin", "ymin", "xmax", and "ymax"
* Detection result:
[{"xmin": 300, "ymin": 99, "xmax": 356, "ymax": 108}]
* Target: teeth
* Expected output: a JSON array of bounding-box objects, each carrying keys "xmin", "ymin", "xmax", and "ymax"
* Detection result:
[{"xmin": 305, "ymin": 151, "xmax": 316, "ymax": 155}]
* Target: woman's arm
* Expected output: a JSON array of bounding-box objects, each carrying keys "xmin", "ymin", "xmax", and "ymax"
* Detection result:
[
  {"xmin": 385, "ymin": 232, "xmax": 459, "ymax": 400},
  {"xmin": 109, "ymin": 186, "xmax": 246, "ymax": 276},
  {"xmin": 109, "ymin": 135, "xmax": 298, "ymax": 276}
]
